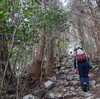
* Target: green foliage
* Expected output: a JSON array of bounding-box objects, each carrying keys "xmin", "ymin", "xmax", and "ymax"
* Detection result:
[
  {"xmin": 0, "ymin": 0, "xmax": 71, "ymax": 71},
  {"xmin": 0, "ymin": 1, "xmax": 10, "ymax": 21},
  {"xmin": 36, "ymin": 6, "xmax": 68, "ymax": 31}
]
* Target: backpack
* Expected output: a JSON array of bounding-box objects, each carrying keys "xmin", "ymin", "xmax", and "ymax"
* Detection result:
[{"xmin": 76, "ymin": 49, "xmax": 87, "ymax": 62}]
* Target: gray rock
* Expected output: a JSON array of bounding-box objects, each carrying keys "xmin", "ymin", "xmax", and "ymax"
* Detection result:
[
  {"xmin": 70, "ymin": 80, "xmax": 78, "ymax": 86},
  {"xmin": 95, "ymin": 67, "xmax": 99, "ymax": 71},
  {"xmin": 70, "ymin": 87, "xmax": 75, "ymax": 91},
  {"xmin": 79, "ymin": 91, "xmax": 85, "ymax": 97},
  {"xmin": 76, "ymin": 87, "xmax": 82, "ymax": 92},
  {"xmin": 84, "ymin": 92, "xmax": 91, "ymax": 97},
  {"xmin": 56, "ymin": 71, "xmax": 60, "ymax": 75},
  {"xmin": 62, "ymin": 88, "xmax": 67, "ymax": 92},
  {"xmin": 47, "ymin": 92, "xmax": 55, "ymax": 98},
  {"xmin": 96, "ymin": 84, "xmax": 100, "ymax": 87},
  {"xmin": 61, "ymin": 74, "xmax": 66, "ymax": 79},
  {"xmin": 61, "ymin": 80, "xmax": 66, "ymax": 85},
  {"xmin": 59, "ymin": 69, "xmax": 69, "ymax": 74},
  {"xmin": 46, "ymin": 92, "xmax": 63, "ymax": 99},
  {"xmin": 74, "ymin": 75, "xmax": 79, "ymax": 80},
  {"xmin": 89, "ymin": 74, "xmax": 94, "ymax": 78},
  {"xmin": 69, "ymin": 71, "xmax": 75, "ymax": 75},
  {"xmin": 68, "ymin": 59, "xmax": 72, "ymax": 62},
  {"xmin": 66, "ymin": 76, "xmax": 73, "ymax": 81},
  {"xmin": 64, "ymin": 70, "xmax": 70, "ymax": 73},
  {"xmin": 56, "ymin": 80, "xmax": 61, "ymax": 86},
  {"xmin": 92, "ymin": 64, "xmax": 98, "ymax": 69},
  {"xmin": 63, "ymin": 92, "xmax": 76, "ymax": 98},
  {"xmin": 56, "ymin": 80, "xmax": 63, "ymax": 85},
  {"xmin": 46, "ymin": 87, "xmax": 67, "ymax": 99},
  {"xmin": 44, "ymin": 80, "xmax": 54, "ymax": 90},
  {"xmin": 53, "ymin": 69, "xmax": 58, "ymax": 73},
  {"xmin": 56, "ymin": 64, "xmax": 60, "ymax": 68},
  {"xmin": 23, "ymin": 94, "xmax": 39, "ymax": 99},
  {"xmin": 61, "ymin": 61, "xmax": 66, "ymax": 65},
  {"xmin": 62, "ymin": 80, "xmax": 69, "ymax": 86},
  {"xmin": 64, "ymin": 81, "xmax": 69, "ymax": 87},
  {"xmin": 54, "ymin": 93, "xmax": 63, "ymax": 98},
  {"xmin": 60, "ymin": 67, "xmax": 65, "ymax": 70},
  {"xmin": 66, "ymin": 64, "xmax": 71, "ymax": 68},
  {"xmin": 32, "ymin": 89, "xmax": 45, "ymax": 97},
  {"xmin": 49, "ymin": 76, "xmax": 56, "ymax": 81},
  {"xmin": 56, "ymin": 80, "xmax": 69, "ymax": 86},
  {"xmin": 85, "ymin": 96, "xmax": 94, "ymax": 99},
  {"xmin": 90, "ymin": 80, "xmax": 96, "ymax": 87}
]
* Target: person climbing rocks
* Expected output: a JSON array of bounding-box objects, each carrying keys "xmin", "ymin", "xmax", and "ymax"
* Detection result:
[{"xmin": 73, "ymin": 46, "xmax": 91, "ymax": 92}]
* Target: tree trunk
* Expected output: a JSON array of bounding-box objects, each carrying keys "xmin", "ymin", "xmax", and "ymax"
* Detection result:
[
  {"xmin": 30, "ymin": 0, "xmax": 46, "ymax": 78},
  {"xmin": 30, "ymin": 32, "xmax": 46, "ymax": 77},
  {"xmin": 77, "ymin": 19, "xmax": 85, "ymax": 48},
  {"xmin": 46, "ymin": 32, "xmax": 54, "ymax": 73}
]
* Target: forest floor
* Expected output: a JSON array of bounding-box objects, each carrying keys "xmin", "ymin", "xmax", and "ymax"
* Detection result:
[{"xmin": 4, "ymin": 56, "xmax": 100, "ymax": 99}]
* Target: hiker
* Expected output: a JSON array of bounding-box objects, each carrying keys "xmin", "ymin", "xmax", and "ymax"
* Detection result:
[{"xmin": 74, "ymin": 46, "xmax": 91, "ymax": 92}]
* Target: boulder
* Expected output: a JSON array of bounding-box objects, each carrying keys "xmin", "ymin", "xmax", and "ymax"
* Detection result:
[
  {"xmin": 70, "ymin": 87, "xmax": 75, "ymax": 91},
  {"xmin": 60, "ymin": 67, "xmax": 65, "ymax": 70},
  {"xmin": 95, "ymin": 67, "xmax": 99, "ymax": 71},
  {"xmin": 56, "ymin": 71, "xmax": 61, "ymax": 75},
  {"xmin": 63, "ymin": 80, "xmax": 69, "ymax": 87},
  {"xmin": 49, "ymin": 76, "xmax": 56, "ymax": 81},
  {"xmin": 85, "ymin": 96, "xmax": 94, "ymax": 99},
  {"xmin": 46, "ymin": 92, "xmax": 55, "ymax": 99},
  {"xmin": 66, "ymin": 76, "xmax": 73, "ymax": 81},
  {"xmin": 44, "ymin": 80, "xmax": 54, "ymax": 90},
  {"xmin": 32, "ymin": 89, "xmax": 45, "ymax": 97},
  {"xmin": 96, "ymin": 84, "xmax": 100, "ymax": 87},
  {"xmin": 61, "ymin": 74, "xmax": 66, "ymax": 80},
  {"xmin": 23, "ymin": 94, "xmax": 39, "ymax": 99},
  {"xmin": 84, "ymin": 92, "xmax": 91, "ymax": 97},
  {"xmin": 90, "ymin": 80, "xmax": 96, "ymax": 88},
  {"xmin": 89, "ymin": 74, "xmax": 94, "ymax": 78},
  {"xmin": 56, "ymin": 80, "xmax": 69, "ymax": 86},
  {"xmin": 63, "ymin": 92, "xmax": 76, "ymax": 98},
  {"xmin": 70, "ymin": 80, "xmax": 79, "ymax": 86}
]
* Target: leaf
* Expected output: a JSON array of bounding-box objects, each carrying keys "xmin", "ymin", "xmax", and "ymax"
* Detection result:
[
  {"xmin": 0, "ymin": 0, "xmax": 3, "ymax": 2},
  {"xmin": 34, "ymin": 0, "xmax": 41, "ymax": 4},
  {"xmin": 0, "ymin": 11, "xmax": 3, "ymax": 14},
  {"xmin": 3, "ymin": 12, "xmax": 10, "ymax": 16},
  {"xmin": 0, "ymin": 1, "xmax": 6, "ymax": 7},
  {"xmin": 1, "ymin": 16, "xmax": 8, "ymax": 21}
]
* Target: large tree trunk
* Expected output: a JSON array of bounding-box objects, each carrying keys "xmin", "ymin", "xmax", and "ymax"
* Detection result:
[
  {"xmin": 30, "ymin": 32, "xmax": 46, "ymax": 77},
  {"xmin": 30, "ymin": 0, "xmax": 46, "ymax": 78},
  {"xmin": 87, "ymin": 0, "xmax": 100, "ymax": 56},
  {"xmin": 77, "ymin": 19, "xmax": 86, "ymax": 48},
  {"xmin": 46, "ymin": 32, "xmax": 54, "ymax": 73}
]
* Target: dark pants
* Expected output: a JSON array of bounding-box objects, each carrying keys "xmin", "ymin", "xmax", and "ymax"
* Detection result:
[{"xmin": 78, "ymin": 62, "xmax": 90, "ymax": 88}]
